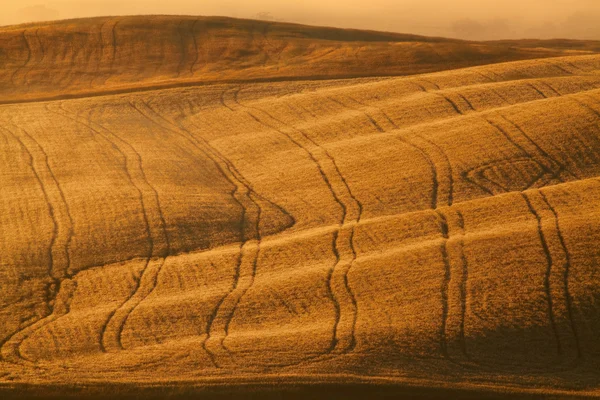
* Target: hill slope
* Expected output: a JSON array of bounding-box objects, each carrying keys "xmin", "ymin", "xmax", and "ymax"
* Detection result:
[
  {"xmin": 0, "ymin": 15, "xmax": 595, "ymax": 104},
  {"xmin": 1, "ymin": 16, "xmax": 600, "ymax": 399}
]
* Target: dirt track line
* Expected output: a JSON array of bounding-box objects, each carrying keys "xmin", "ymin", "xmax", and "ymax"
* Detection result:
[
  {"xmin": 189, "ymin": 19, "xmax": 201, "ymax": 75},
  {"xmin": 5, "ymin": 120, "xmax": 74, "ymax": 280},
  {"xmin": 435, "ymin": 206, "xmax": 512, "ymax": 369},
  {"xmin": 422, "ymin": 188, "xmax": 582, "ymax": 376},
  {"xmin": 247, "ymin": 91, "xmax": 361, "ymax": 355},
  {"xmin": 465, "ymin": 157, "xmax": 550, "ymax": 194},
  {"xmin": 462, "ymin": 165, "xmax": 504, "ymax": 196},
  {"xmin": 34, "ymin": 29, "xmax": 45, "ymax": 62},
  {"xmin": 440, "ymin": 208, "xmax": 473, "ymax": 365},
  {"xmin": 11, "ymin": 30, "xmax": 31, "ymax": 87},
  {"xmin": 1, "ymin": 64, "xmax": 597, "ymax": 107},
  {"xmin": 537, "ymin": 191, "xmax": 582, "ymax": 361},
  {"xmin": 104, "ymin": 256, "xmax": 167, "ymax": 350},
  {"xmin": 23, "ymin": 29, "xmax": 44, "ymax": 86},
  {"xmin": 279, "ymin": 78, "xmax": 599, "ymax": 141},
  {"xmin": 436, "ymin": 209, "xmax": 452, "ymax": 360},
  {"xmin": 128, "ymin": 98, "xmax": 264, "ymax": 367},
  {"xmin": 0, "ymin": 121, "xmax": 74, "ymax": 364},
  {"xmin": 456, "ymin": 93, "xmax": 475, "ymax": 111},
  {"xmin": 219, "ymin": 87, "xmax": 235, "ymax": 111},
  {"xmin": 468, "ymin": 156, "xmax": 554, "ymax": 193},
  {"xmin": 12, "ymin": 120, "xmax": 78, "ymax": 355},
  {"xmin": 455, "ymin": 210, "xmax": 469, "ymax": 359},
  {"xmin": 230, "ymin": 86, "xmax": 361, "ymax": 358},
  {"xmin": 528, "ymin": 82, "xmax": 549, "ymax": 99},
  {"xmin": 170, "ymin": 99, "xmax": 295, "ymax": 227},
  {"xmin": 132, "ymin": 100, "xmax": 259, "ymax": 362},
  {"xmin": 414, "ymin": 134, "xmax": 454, "ymax": 206},
  {"xmin": 491, "ymin": 88, "xmax": 512, "ymax": 105},
  {"xmin": 111, "ymin": 19, "xmax": 119, "ymax": 65},
  {"xmin": 461, "ymin": 154, "xmax": 546, "ymax": 195},
  {"xmin": 498, "ymin": 114, "xmax": 578, "ymax": 180},
  {"xmin": 521, "ymin": 192, "xmax": 562, "ymax": 357},
  {"xmin": 94, "ymin": 103, "xmax": 172, "ymax": 352},
  {"xmin": 413, "ymin": 79, "xmax": 466, "ymax": 115},
  {"xmin": 420, "ymin": 78, "xmax": 441, "ymax": 90},
  {"xmin": 93, "ymin": 20, "xmax": 107, "ymax": 87},
  {"xmin": 539, "ymin": 80, "xmax": 562, "ymax": 97},
  {"xmin": 205, "ymin": 238, "xmax": 260, "ymax": 366},
  {"xmin": 484, "ymin": 116, "xmax": 574, "ymax": 184},
  {"xmin": 97, "ymin": 19, "xmax": 107, "ymax": 67},
  {"xmin": 548, "ymin": 61, "xmax": 575, "ymax": 76},
  {"xmin": 441, "ymin": 94, "xmax": 464, "ymax": 115},
  {"xmin": 475, "ymin": 71, "xmax": 495, "ymax": 83},
  {"xmin": 175, "ymin": 20, "xmax": 187, "ymax": 78},
  {"xmin": 0, "ymin": 278, "xmax": 77, "ymax": 365},
  {"xmin": 411, "ymin": 81, "xmax": 428, "ymax": 92},
  {"xmin": 156, "ymin": 109, "xmax": 295, "ymax": 346},
  {"xmin": 61, "ymin": 105, "xmax": 157, "ymax": 354},
  {"xmin": 326, "ymin": 96, "xmax": 384, "ymax": 133},
  {"xmin": 570, "ymin": 96, "xmax": 600, "ymax": 164},
  {"xmin": 46, "ymin": 102, "xmax": 169, "ymax": 352},
  {"xmin": 575, "ymin": 95, "xmax": 600, "ymax": 120},
  {"xmin": 221, "ymin": 88, "xmax": 358, "ymax": 360},
  {"xmin": 331, "ymin": 94, "xmax": 452, "ymax": 208},
  {"xmin": 96, "ymin": 18, "xmax": 118, "ymax": 86},
  {"xmin": 0, "ymin": 126, "xmax": 58, "ymax": 364},
  {"xmin": 364, "ymin": 95, "xmax": 453, "ymax": 206}
]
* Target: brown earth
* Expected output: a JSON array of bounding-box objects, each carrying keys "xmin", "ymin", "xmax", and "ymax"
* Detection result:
[{"xmin": 1, "ymin": 15, "xmax": 600, "ymax": 399}]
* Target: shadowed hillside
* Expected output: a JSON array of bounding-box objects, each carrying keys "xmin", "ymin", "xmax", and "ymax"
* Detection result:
[
  {"xmin": 0, "ymin": 15, "xmax": 596, "ymax": 104},
  {"xmin": 1, "ymin": 15, "xmax": 600, "ymax": 399}
]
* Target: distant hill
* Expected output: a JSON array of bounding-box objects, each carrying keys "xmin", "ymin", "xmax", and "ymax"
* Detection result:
[
  {"xmin": 0, "ymin": 15, "xmax": 597, "ymax": 103},
  {"xmin": 487, "ymin": 38, "xmax": 600, "ymax": 53}
]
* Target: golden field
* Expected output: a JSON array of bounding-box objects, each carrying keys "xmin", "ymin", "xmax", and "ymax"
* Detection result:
[{"xmin": 1, "ymin": 15, "xmax": 600, "ymax": 399}]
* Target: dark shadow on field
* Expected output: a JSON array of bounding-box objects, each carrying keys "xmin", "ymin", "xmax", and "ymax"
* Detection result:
[{"xmin": 0, "ymin": 383, "xmax": 588, "ymax": 400}]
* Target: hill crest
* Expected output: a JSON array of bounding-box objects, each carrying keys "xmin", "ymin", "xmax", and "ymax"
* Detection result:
[{"xmin": 1, "ymin": 15, "xmax": 597, "ymax": 103}]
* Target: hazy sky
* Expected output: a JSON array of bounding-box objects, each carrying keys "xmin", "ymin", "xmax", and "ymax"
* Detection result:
[{"xmin": 2, "ymin": 0, "xmax": 600, "ymax": 40}]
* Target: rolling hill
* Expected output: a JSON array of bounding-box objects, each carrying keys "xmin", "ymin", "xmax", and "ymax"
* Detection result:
[
  {"xmin": 1, "ymin": 15, "xmax": 600, "ymax": 399},
  {"xmin": 0, "ymin": 15, "xmax": 594, "ymax": 104}
]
